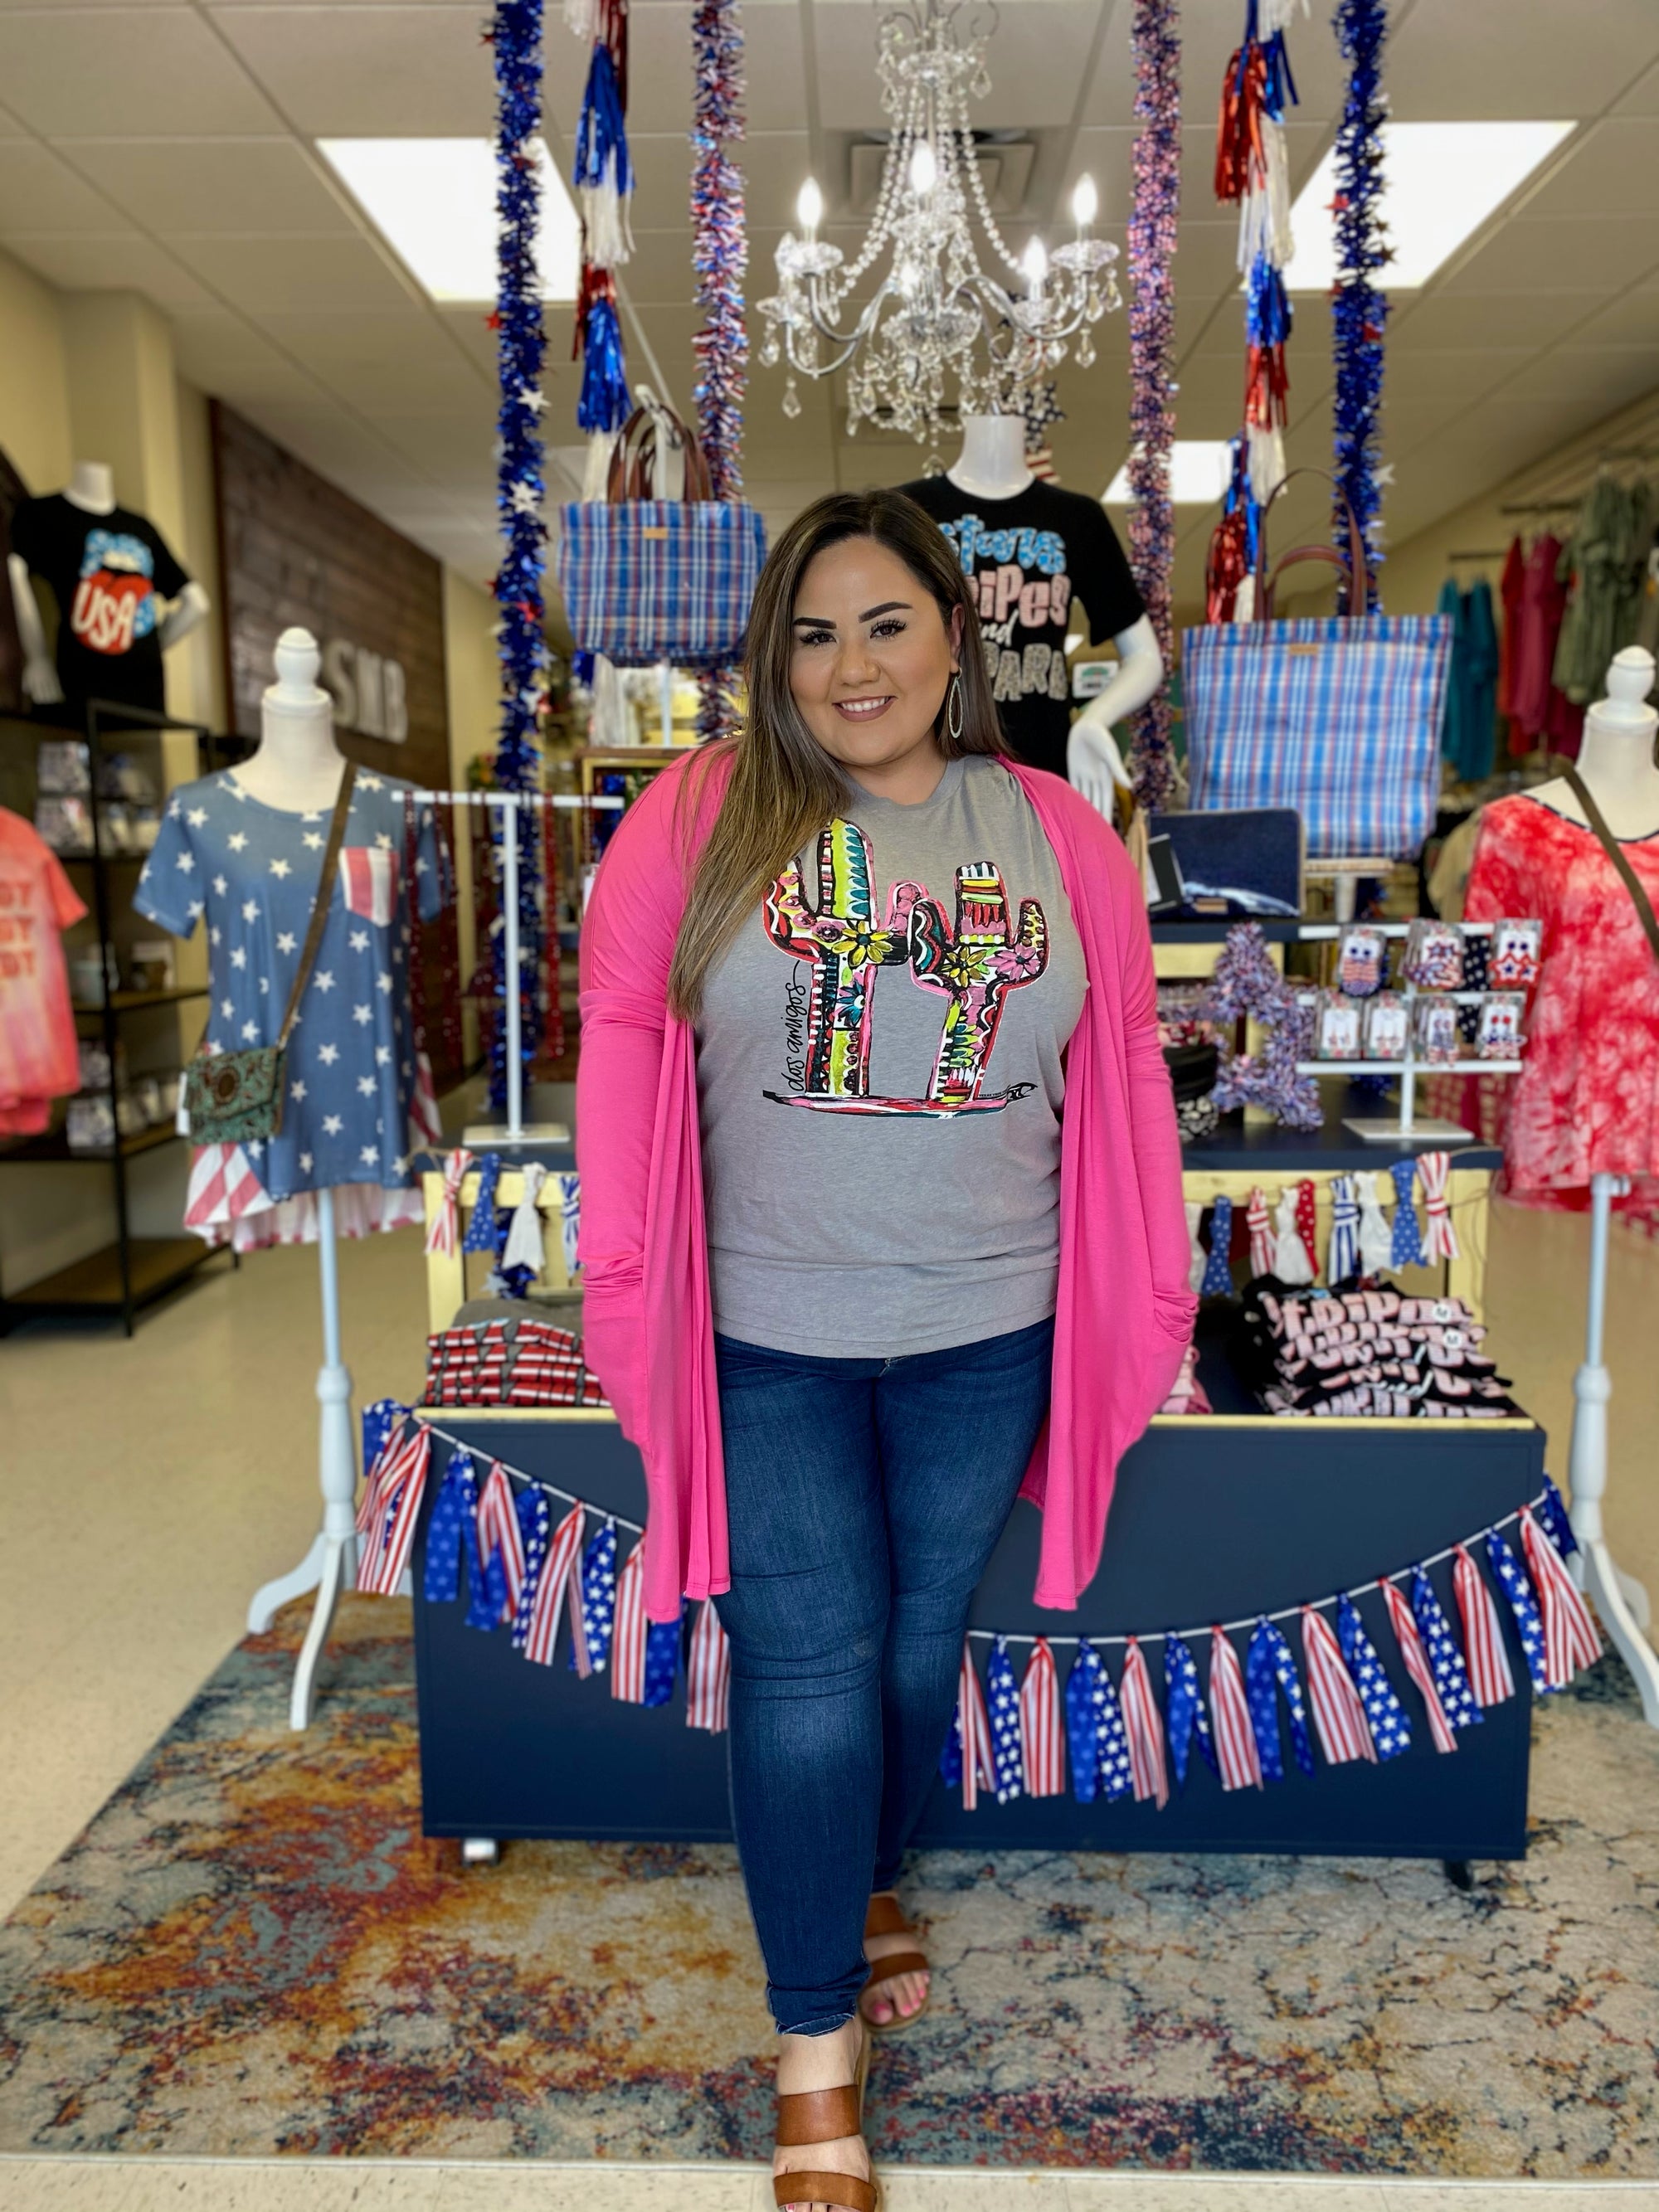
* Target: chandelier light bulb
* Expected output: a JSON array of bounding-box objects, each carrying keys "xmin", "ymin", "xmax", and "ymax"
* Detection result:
[
  {"xmin": 796, "ymin": 177, "xmax": 824, "ymax": 239},
  {"xmin": 1071, "ymin": 174, "xmax": 1098, "ymax": 231},
  {"xmin": 1022, "ymin": 236, "xmax": 1048, "ymax": 293},
  {"xmin": 909, "ymin": 141, "xmax": 938, "ymax": 197}
]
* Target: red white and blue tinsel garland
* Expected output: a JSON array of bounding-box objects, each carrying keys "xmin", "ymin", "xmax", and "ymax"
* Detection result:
[
  {"xmin": 1331, "ymin": 0, "xmax": 1389, "ymax": 610},
  {"xmin": 1214, "ymin": 0, "xmax": 1301, "ymax": 505},
  {"xmin": 571, "ymin": 0, "xmax": 632, "ymax": 434},
  {"xmin": 488, "ymin": 0, "xmax": 550, "ymax": 1112},
  {"xmin": 689, "ymin": 0, "xmax": 748, "ymax": 741},
  {"xmin": 1123, "ymin": 0, "xmax": 1180, "ymax": 813},
  {"xmin": 357, "ymin": 1406, "xmax": 1598, "ymax": 1779}
]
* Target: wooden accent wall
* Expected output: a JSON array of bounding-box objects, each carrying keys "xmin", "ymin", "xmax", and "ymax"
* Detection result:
[{"xmin": 210, "ymin": 401, "xmax": 450, "ymax": 790}]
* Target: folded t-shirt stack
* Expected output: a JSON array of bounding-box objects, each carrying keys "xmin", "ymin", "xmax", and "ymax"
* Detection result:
[
  {"xmin": 424, "ymin": 1315, "xmax": 609, "ymax": 1409},
  {"xmin": 1232, "ymin": 1279, "xmax": 1521, "ymax": 1419}
]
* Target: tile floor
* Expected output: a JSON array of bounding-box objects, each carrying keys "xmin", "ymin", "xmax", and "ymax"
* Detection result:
[{"xmin": 3, "ymin": 1196, "xmax": 1657, "ymax": 2209}]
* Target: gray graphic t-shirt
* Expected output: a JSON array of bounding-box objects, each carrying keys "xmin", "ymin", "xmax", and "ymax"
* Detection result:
[{"xmin": 696, "ymin": 755, "xmax": 1087, "ymax": 1358}]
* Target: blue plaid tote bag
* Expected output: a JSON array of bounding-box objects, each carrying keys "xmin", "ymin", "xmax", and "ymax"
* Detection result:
[{"xmin": 1185, "ymin": 474, "xmax": 1452, "ymax": 860}]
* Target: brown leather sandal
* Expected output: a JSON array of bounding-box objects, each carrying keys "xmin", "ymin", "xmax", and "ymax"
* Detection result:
[
  {"xmin": 773, "ymin": 2024, "xmax": 880, "ymax": 2212},
  {"xmin": 858, "ymin": 1892, "xmax": 931, "ymax": 2034}
]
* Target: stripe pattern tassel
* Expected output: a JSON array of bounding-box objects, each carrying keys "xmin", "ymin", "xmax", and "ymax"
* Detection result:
[
  {"xmin": 1381, "ymin": 1576, "xmax": 1457, "ymax": 1753},
  {"xmin": 1209, "ymin": 1626, "xmax": 1263, "ymax": 1790},
  {"xmin": 1019, "ymin": 1638, "xmax": 1066, "ymax": 1796},
  {"xmin": 684, "ymin": 1599, "xmax": 731, "ymax": 1730},
  {"xmin": 1520, "ymin": 1507, "xmax": 1602, "ymax": 1687},
  {"xmin": 1301, "ymin": 1605, "xmax": 1376, "ymax": 1765},
  {"xmin": 955, "ymin": 1640, "xmax": 996, "ymax": 1811},
  {"xmin": 1454, "ymin": 1542, "xmax": 1515, "ymax": 1706},
  {"xmin": 1120, "ymin": 1637, "xmax": 1170, "ymax": 1807}
]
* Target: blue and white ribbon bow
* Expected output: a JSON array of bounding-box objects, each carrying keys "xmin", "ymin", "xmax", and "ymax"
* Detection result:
[
  {"xmin": 1200, "ymin": 1194, "xmax": 1235, "ymax": 1298},
  {"xmin": 1336, "ymin": 1593, "xmax": 1412, "ymax": 1759},
  {"xmin": 1389, "ymin": 1158, "xmax": 1426, "ymax": 1269},
  {"xmin": 1245, "ymin": 1616, "xmax": 1316, "ymax": 1780}
]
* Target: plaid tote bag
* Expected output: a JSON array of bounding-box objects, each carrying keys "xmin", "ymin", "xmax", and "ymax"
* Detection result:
[{"xmin": 1185, "ymin": 474, "xmax": 1452, "ymax": 860}]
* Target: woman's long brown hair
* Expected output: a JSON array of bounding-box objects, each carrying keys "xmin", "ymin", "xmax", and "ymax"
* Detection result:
[{"xmin": 666, "ymin": 488, "xmax": 1006, "ymax": 1018}]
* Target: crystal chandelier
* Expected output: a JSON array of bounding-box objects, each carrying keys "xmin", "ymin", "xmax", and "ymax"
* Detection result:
[{"xmin": 755, "ymin": 0, "xmax": 1121, "ymax": 443}]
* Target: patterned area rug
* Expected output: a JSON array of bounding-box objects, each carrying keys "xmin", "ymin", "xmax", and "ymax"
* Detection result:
[{"xmin": 2, "ymin": 1598, "xmax": 1655, "ymax": 2176}]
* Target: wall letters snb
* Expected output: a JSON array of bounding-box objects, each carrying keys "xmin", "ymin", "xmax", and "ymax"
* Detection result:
[{"xmin": 322, "ymin": 638, "xmax": 409, "ymax": 743}]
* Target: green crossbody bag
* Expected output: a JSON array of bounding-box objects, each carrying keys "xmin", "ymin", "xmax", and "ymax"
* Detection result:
[{"xmin": 185, "ymin": 763, "xmax": 358, "ymax": 1145}]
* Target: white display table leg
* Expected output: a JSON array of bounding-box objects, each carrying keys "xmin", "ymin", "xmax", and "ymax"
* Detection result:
[
  {"xmin": 1567, "ymin": 1172, "xmax": 1659, "ymax": 1726},
  {"xmin": 246, "ymin": 1188, "xmax": 360, "ymax": 1730}
]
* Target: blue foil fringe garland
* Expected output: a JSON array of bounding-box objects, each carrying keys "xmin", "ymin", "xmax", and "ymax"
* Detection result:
[
  {"xmin": 489, "ymin": 0, "xmax": 548, "ymax": 1113},
  {"xmin": 1331, "ymin": 0, "xmax": 1389, "ymax": 609}
]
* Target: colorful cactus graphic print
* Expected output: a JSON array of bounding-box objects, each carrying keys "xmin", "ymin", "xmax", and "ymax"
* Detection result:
[{"xmin": 762, "ymin": 818, "xmax": 1048, "ymax": 1117}]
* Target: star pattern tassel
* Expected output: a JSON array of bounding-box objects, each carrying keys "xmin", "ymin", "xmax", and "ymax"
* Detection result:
[
  {"xmin": 1019, "ymin": 1638, "xmax": 1066, "ymax": 1796},
  {"xmin": 684, "ymin": 1598, "xmax": 731, "ymax": 1730},
  {"xmin": 1486, "ymin": 1527, "xmax": 1550, "ymax": 1695},
  {"xmin": 518, "ymin": 1500, "xmax": 585, "ymax": 1665},
  {"xmin": 1336, "ymin": 1593, "xmax": 1412, "ymax": 1759},
  {"xmin": 1209, "ymin": 1626, "xmax": 1263, "ymax": 1791},
  {"xmin": 576, "ymin": 1518, "xmax": 618, "ymax": 1672},
  {"xmin": 1200, "ymin": 1194, "xmax": 1235, "ymax": 1298},
  {"xmin": 1453, "ymin": 1542, "xmax": 1515, "ymax": 1706},
  {"xmin": 1380, "ymin": 1576, "xmax": 1457, "ymax": 1752},
  {"xmin": 421, "ymin": 1446, "xmax": 479, "ymax": 1609},
  {"xmin": 1410, "ymin": 1566, "xmax": 1481, "ymax": 1731},
  {"xmin": 1119, "ymin": 1638, "xmax": 1170, "ymax": 1807},
  {"xmin": 986, "ymin": 1637, "xmax": 1025, "ymax": 1804},
  {"xmin": 1246, "ymin": 1183, "xmax": 1277, "ymax": 1276},
  {"xmin": 1389, "ymin": 1158, "xmax": 1426, "ymax": 1269},
  {"xmin": 1164, "ymin": 1631, "xmax": 1219, "ymax": 1786},
  {"xmin": 1520, "ymin": 1508, "xmax": 1602, "ymax": 1687},
  {"xmin": 1300, "ymin": 1604, "xmax": 1377, "ymax": 1765},
  {"xmin": 1418, "ymin": 1150, "xmax": 1460, "ymax": 1262},
  {"xmin": 1245, "ymin": 1616, "xmax": 1316, "ymax": 1781},
  {"xmin": 512, "ymin": 1485, "xmax": 552, "ymax": 1647},
  {"xmin": 463, "ymin": 1151, "xmax": 504, "ymax": 1254},
  {"xmin": 1537, "ymin": 1474, "xmax": 1579, "ymax": 1561},
  {"xmin": 1065, "ymin": 1641, "xmax": 1134, "ymax": 1803}
]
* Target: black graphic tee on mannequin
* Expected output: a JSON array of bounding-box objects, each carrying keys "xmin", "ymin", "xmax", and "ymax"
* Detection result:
[
  {"xmin": 10, "ymin": 494, "xmax": 190, "ymax": 717},
  {"xmin": 898, "ymin": 475, "xmax": 1144, "ymax": 777}
]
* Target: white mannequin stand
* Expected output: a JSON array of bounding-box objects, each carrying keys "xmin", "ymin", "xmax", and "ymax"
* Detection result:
[
  {"xmin": 238, "ymin": 630, "xmax": 361, "ymax": 1732},
  {"xmin": 943, "ymin": 416, "xmax": 1165, "ymax": 819},
  {"xmin": 1526, "ymin": 646, "xmax": 1659, "ymax": 1725},
  {"xmin": 8, "ymin": 459, "xmax": 211, "ymax": 706}
]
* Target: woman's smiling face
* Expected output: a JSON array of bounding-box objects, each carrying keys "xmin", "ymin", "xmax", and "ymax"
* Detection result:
[{"xmin": 788, "ymin": 536, "xmax": 962, "ymax": 785}]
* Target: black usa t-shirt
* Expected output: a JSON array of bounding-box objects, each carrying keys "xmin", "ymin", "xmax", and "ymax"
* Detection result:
[
  {"xmin": 10, "ymin": 494, "xmax": 190, "ymax": 717},
  {"xmin": 898, "ymin": 475, "xmax": 1145, "ymax": 777}
]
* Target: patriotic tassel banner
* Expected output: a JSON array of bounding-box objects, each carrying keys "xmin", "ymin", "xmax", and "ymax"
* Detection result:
[
  {"xmin": 1019, "ymin": 1638, "xmax": 1066, "ymax": 1796},
  {"xmin": 356, "ymin": 1422, "xmax": 431, "ymax": 1597},
  {"xmin": 1454, "ymin": 1541, "xmax": 1515, "ymax": 1707},
  {"xmin": 1244, "ymin": 1616, "xmax": 1315, "ymax": 1781},
  {"xmin": 519, "ymin": 1500, "xmax": 586, "ymax": 1665},
  {"xmin": 1520, "ymin": 1509, "xmax": 1603, "ymax": 1688},
  {"xmin": 1200, "ymin": 1194, "xmax": 1235, "ymax": 1299},
  {"xmin": 489, "ymin": 0, "xmax": 551, "ymax": 1111},
  {"xmin": 1123, "ymin": 0, "xmax": 1181, "ymax": 810},
  {"xmin": 463, "ymin": 1150, "xmax": 505, "ymax": 1255},
  {"xmin": 1354, "ymin": 1169, "xmax": 1394, "ymax": 1276},
  {"xmin": 1411, "ymin": 1565, "xmax": 1482, "ymax": 1732},
  {"xmin": 421, "ymin": 1446, "xmax": 480, "ymax": 1610},
  {"xmin": 609, "ymin": 1538, "xmax": 647, "ymax": 1698},
  {"xmin": 1418, "ymin": 1150, "xmax": 1460, "ymax": 1262},
  {"xmin": 1300, "ymin": 1603, "xmax": 1376, "ymax": 1766},
  {"xmin": 1537, "ymin": 1473, "xmax": 1579, "ymax": 1561},
  {"xmin": 513, "ymin": 1485, "xmax": 553, "ymax": 1636},
  {"xmin": 954, "ymin": 1638, "xmax": 997, "ymax": 1810},
  {"xmin": 1381, "ymin": 1575, "xmax": 1457, "ymax": 1753},
  {"xmin": 576, "ymin": 1518, "xmax": 618, "ymax": 1672},
  {"xmin": 1246, "ymin": 1183, "xmax": 1277, "ymax": 1276},
  {"xmin": 1214, "ymin": 0, "xmax": 1301, "ymax": 503},
  {"xmin": 1331, "ymin": 0, "xmax": 1389, "ymax": 607},
  {"xmin": 572, "ymin": 38, "xmax": 633, "ymax": 269},
  {"xmin": 362, "ymin": 1397, "xmax": 403, "ymax": 1476},
  {"xmin": 1486, "ymin": 1527, "xmax": 1550, "ymax": 1694},
  {"xmin": 1327, "ymin": 1174, "xmax": 1360, "ymax": 1284},
  {"xmin": 1205, "ymin": 433, "xmax": 1258, "ymax": 625},
  {"xmin": 1064, "ymin": 1641, "xmax": 1134, "ymax": 1803},
  {"xmin": 1164, "ymin": 1631, "xmax": 1218, "ymax": 1786},
  {"xmin": 478, "ymin": 1459, "xmax": 528, "ymax": 1621},
  {"xmin": 424, "ymin": 1149, "xmax": 473, "ymax": 1257},
  {"xmin": 1209, "ymin": 1625, "xmax": 1263, "ymax": 1790},
  {"xmin": 1335, "ymin": 1592, "xmax": 1411, "ymax": 1758},
  {"xmin": 1389, "ymin": 1156, "xmax": 1426, "ymax": 1269},
  {"xmin": 688, "ymin": 0, "xmax": 748, "ymax": 740},
  {"xmin": 986, "ymin": 1637, "xmax": 1026, "ymax": 1804},
  {"xmin": 684, "ymin": 1598, "xmax": 731, "ymax": 1731},
  {"xmin": 1119, "ymin": 1638, "xmax": 1170, "ymax": 1808}
]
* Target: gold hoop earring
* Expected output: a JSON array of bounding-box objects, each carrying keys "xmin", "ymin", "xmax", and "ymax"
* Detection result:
[{"xmin": 946, "ymin": 672, "xmax": 965, "ymax": 743}]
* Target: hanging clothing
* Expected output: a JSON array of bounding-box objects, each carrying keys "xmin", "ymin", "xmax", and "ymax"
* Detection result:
[
  {"xmin": 1552, "ymin": 477, "xmax": 1653, "ymax": 707},
  {"xmin": 1507, "ymin": 532, "xmax": 1582, "ymax": 756},
  {"xmin": 0, "ymin": 805, "xmax": 87, "ymax": 1134},
  {"xmin": 1463, "ymin": 793, "xmax": 1659, "ymax": 1216},
  {"xmin": 1438, "ymin": 576, "xmax": 1499, "ymax": 784},
  {"xmin": 1497, "ymin": 537, "xmax": 1525, "ymax": 753}
]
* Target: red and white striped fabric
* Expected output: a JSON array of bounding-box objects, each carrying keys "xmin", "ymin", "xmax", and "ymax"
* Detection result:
[
  {"xmin": 338, "ymin": 843, "xmax": 399, "ymax": 927},
  {"xmin": 1246, "ymin": 1184, "xmax": 1276, "ymax": 1277},
  {"xmin": 1418, "ymin": 1150, "xmax": 1460, "ymax": 1262},
  {"xmin": 1381, "ymin": 1577, "xmax": 1457, "ymax": 1753},
  {"xmin": 956, "ymin": 1640, "xmax": 995, "ymax": 1811},
  {"xmin": 567, "ymin": 1539, "xmax": 594, "ymax": 1680},
  {"xmin": 610, "ymin": 1539, "xmax": 648, "ymax": 1703},
  {"xmin": 685, "ymin": 1598, "xmax": 731, "ymax": 1731},
  {"xmin": 1019, "ymin": 1638, "xmax": 1065, "ymax": 1796},
  {"xmin": 1301, "ymin": 1606, "xmax": 1377, "ymax": 1765},
  {"xmin": 424, "ymin": 1147, "xmax": 473, "ymax": 1257},
  {"xmin": 184, "ymin": 1142, "xmax": 270, "ymax": 1232},
  {"xmin": 1520, "ymin": 1508, "xmax": 1602, "ymax": 1687},
  {"xmin": 476, "ymin": 1459, "xmax": 527, "ymax": 1621},
  {"xmin": 410, "ymin": 1050, "xmax": 442, "ymax": 1146},
  {"xmin": 1209, "ymin": 1627, "xmax": 1262, "ymax": 1791},
  {"xmin": 1120, "ymin": 1638, "xmax": 1170, "ymax": 1808},
  {"xmin": 356, "ymin": 1424, "xmax": 431, "ymax": 1596},
  {"xmin": 523, "ymin": 1501, "xmax": 585, "ymax": 1665},
  {"xmin": 1453, "ymin": 1542, "xmax": 1515, "ymax": 1705}
]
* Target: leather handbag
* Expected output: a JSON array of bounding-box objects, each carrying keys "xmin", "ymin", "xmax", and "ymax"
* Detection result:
[
  {"xmin": 557, "ymin": 385, "xmax": 767, "ymax": 668},
  {"xmin": 1184, "ymin": 469, "xmax": 1453, "ymax": 861},
  {"xmin": 185, "ymin": 763, "xmax": 358, "ymax": 1145}
]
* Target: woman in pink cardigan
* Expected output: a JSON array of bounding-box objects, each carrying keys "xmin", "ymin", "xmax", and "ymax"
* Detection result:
[{"xmin": 577, "ymin": 491, "xmax": 1193, "ymax": 2212}]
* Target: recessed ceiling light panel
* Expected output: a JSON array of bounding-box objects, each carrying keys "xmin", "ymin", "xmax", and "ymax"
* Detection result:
[
  {"xmin": 1104, "ymin": 440, "xmax": 1233, "ymax": 506},
  {"xmin": 319, "ymin": 137, "xmax": 581, "ymax": 304}
]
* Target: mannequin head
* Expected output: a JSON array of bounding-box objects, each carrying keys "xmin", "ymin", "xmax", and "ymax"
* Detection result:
[
  {"xmin": 1588, "ymin": 645, "xmax": 1657, "ymax": 741},
  {"xmin": 265, "ymin": 625, "xmax": 331, "ymax": 713}
]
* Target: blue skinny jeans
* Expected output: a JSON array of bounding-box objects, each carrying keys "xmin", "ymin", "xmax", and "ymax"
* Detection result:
[{"xmin": 711, "ymin": 1315, "xmax": 1054, "ymax": 2035}]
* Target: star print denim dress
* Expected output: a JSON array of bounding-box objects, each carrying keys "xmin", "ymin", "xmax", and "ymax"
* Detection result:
[{"xmin": 136, "ymin": 768, "xmax": 445, "ymax": 1198}]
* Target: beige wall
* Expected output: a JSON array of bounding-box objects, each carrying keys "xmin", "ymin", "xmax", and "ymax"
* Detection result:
[
  {"xmin": 441, "ymin": 566, "xmax": 499, "ymax": 1067},
  {"xmin": 0, "ymin": 246, "xmax": 71, "ymax": 493}
]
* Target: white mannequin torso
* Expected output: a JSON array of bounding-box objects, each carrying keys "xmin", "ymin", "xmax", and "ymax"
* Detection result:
[
  {"xmin": 233, "ymin": 627, "xmax": 350, "ymax": 814},
  {"xmin": 946, "ymin": 414, "xmax": 1034, "ymax": 501},
  {"xmin": 1525, "ymin": 648, "xmax": 1659, "ymax": 842}
]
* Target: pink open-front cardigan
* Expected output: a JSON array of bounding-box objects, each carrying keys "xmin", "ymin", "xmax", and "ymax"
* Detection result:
[{"xmin": 576, "ymin": 748, "xmax": 1196, "ymax": 1624}]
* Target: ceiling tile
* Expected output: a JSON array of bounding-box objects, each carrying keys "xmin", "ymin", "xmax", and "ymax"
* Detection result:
[
  {"xmin": 1448, "ymin": 212, "xmax": 1659, "ymax": 295},
  {"xmin": 1518, "ymin": 117, "xmax": 1659, "ymax": 217},
  {"xmin": 4, "ymin": 229, "xmax": 214, "ymax": 306},
  {"xmin": 0, "ymin": 140, "xmax": 124, "ymax": 232},
  {"xmin": 1613, "ymin": 57, "xmax": 1659, "ymax": 115},
  {"xmin": 1383, "ymin": 348, "xmax": 1538, "ymax": 403},
  {"xmin": 1384, "ymin": 0, "xmax": 1659, "ymax": 120},
  {"xmin": 246, "ymin": 310, "xmax": 489, "ymax": 404},
  {"xmin": 0, "ymin": 11, "xmax": 281, "ymax": 137},
  {"xmin": 1569, "ymin": 280, "xmax": 1659, "ymax": 348},
  {"xmin": 61, "ymin": 137, "xmax": 358, "ymax": 236},
  {"xmin": 370, "ymin": 409, "xmax": 495, "ymax": 484},
  {"xmin": 169, "ymin": 312, "xmax": 335, "ymax": 408},
  {"xmin": 212, "ymin": 6, "xmax": 492, "ymax": 135},
  {"xmin": 167, "ymin": 233, "xmax": 420, "ymax": 314},
  {"xmin": 1393, "ymin": 289, "xmax": 1610, "ymax": 349},
  {"xmin": 1497, "ymin": 346, "xmax": 1659, "ymax": 411}
]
